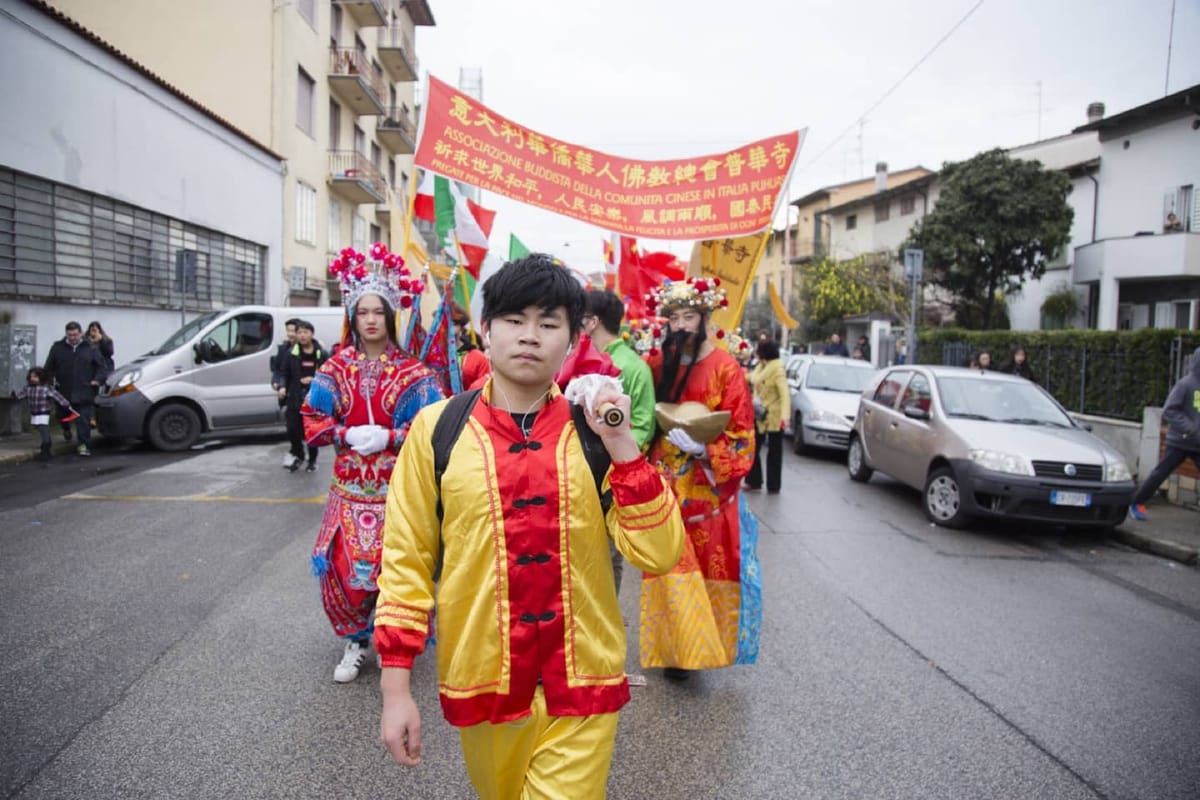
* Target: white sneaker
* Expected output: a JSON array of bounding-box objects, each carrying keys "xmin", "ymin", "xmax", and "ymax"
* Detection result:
[
  {"xmin": 333, "ymin": 640, "xmax": 367, "ymax": 683},
  {"xmin": 282, "ymin": 453, "xmax": 298, "ymax": 469}
]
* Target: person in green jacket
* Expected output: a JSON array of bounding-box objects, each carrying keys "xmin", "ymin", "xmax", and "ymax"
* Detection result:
[{"xmin": 584, "ymin": 290, "xmax": 656, "ymax": 451}]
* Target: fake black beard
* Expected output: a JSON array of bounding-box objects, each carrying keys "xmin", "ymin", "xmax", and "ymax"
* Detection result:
[{"xmin": 656, "ymin": 327, "xmax": 706, "ymax": 403}]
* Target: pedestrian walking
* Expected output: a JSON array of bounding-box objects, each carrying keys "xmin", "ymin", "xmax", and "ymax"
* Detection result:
[
  {"xmin": 11, "ymin": 367, "xmax": 77, "ymax": 460},
  {"xmin": 43, "ymin": 321, "xmax": 109, "ymax": 456},
  {"xmin": 86, "ymin": 321, "xmax": 115, "ymax": 372},
  {"xmin": 278, "ymin": 320, "xmax": 328, "ymax": 472},
  {"xmin": 745, "ymin": 339, "xmax": 791, "ymax": 494},
  {"xmin": 302, "ymin": 246, "xmax": 445, "ymax": 683},
  {"xmin": 376, "ymin": 254, "xmax": 684, "ymax": 798},
  {"xmin": 1130, "ymin": 346, "xmax": 1200, "ymax": 521},
  {"xmin": 271, "ymin": 318, "xmax": 301, "ymax": 466},
  {"xmin": 641, "ymin": 276, "xmax": 760, "ymax": 681},
  {"xmin": 823, "ymin": 332, "xmax": 850, "ymax": 357},
  {"xmin": 1003, "ymin": 346, "xmax": 1036, "ymax": 382}
]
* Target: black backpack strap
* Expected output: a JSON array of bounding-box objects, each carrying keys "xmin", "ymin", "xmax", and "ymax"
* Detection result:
[
  {"xmin": 432, "ymin": 388, "xmax": 482, "ymax": 521},
  {"xmin": 570, "ymin": 403, "xmax": 613, "ymax": 516}
]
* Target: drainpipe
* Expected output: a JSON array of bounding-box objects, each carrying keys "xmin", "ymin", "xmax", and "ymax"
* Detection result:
[{"xmin": 1086, "ymin": 172, "xmax": 1099, "ymax": 242}]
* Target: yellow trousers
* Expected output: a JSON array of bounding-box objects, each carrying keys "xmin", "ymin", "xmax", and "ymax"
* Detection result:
[{"xmin": 458, "ymin": 687, "xmax": 619, "ymax": 800}]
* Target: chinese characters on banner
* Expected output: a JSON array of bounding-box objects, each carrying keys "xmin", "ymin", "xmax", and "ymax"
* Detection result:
[
  {"xmin": 414, "ymin": 75, "xmax": 806, "ymax": 240},
  {"xmin": 688, "ymin": 233, "xmax": 771, "ymax": 335}
]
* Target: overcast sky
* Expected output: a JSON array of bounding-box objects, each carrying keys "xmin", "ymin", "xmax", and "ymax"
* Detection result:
[{"xmin": 417, "ymin": 0, "xmax": 1200, "ymax": 273}]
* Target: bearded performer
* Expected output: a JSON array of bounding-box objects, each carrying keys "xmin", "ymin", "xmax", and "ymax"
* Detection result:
[
  {"xmin": 303, "ymin": 245, "xmax": 446, "ymax": 683},
  {"xmin": 641, "ymin": 277, "xmax": 761, "ymax": 681}
]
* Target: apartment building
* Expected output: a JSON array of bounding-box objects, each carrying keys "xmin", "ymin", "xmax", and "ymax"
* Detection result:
[{"xmin": 46, "ymin": 0, "xmax": 436, "ymax": 306}]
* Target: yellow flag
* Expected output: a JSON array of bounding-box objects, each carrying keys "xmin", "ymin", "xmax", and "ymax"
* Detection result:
[
  {"xmin": 688, "ymin": 232, "xmax": 770, "ymax": 337},
  {"xmin": 768, "ymin": 279, "xmax": 799, "ymax": 328}
]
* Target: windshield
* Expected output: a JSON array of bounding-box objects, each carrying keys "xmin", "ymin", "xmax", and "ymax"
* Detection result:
[
  {"xmin": 806, "ymin": 363, "xmax": 875, "ymax": 393},
  {"xmin": 149, "ymin": 311, "xmax": 222, "ymax": 355},
  {"xmin": 936, "ymin": 376, "xmax": 1073, "ymax": 427}
]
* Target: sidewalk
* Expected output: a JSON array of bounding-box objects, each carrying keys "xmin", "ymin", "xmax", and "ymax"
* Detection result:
[
  {"xmin": 2, "ymin": 428, "xmax": 1196, "ymax": 563},
  {"xmin": 0, "ymin": 428, "xmax": 105, "ymax": 464}
]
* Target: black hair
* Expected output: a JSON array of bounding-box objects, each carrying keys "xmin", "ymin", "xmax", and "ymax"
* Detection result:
[
  {"xmin": 295, "ymin": 320, "xmax": 315, "ymax": 332},
  {"xmin": 87, "ymin": 321, "xmax": 109, "ymax": 339},
  {"xmin": 757, "ymin": 339, "xmax": 780, "ymax": 361},
  {"xmin": 285, "ymin": 317, "xmax": 302, "ymax": 328},
  {"xmin": 65, "ymin": 321, "xmax": 81, "ymax": 332},
  {"xmin": 26, "ymin": 366, "xmax": 49, "ymax": 384},
  {"xmin": 482, "ymin": 253, "xmax": 585, "ymax": 332},
  {"xmin": 585, "ymin": 290, "xmax": 625, "ymax": 335}
]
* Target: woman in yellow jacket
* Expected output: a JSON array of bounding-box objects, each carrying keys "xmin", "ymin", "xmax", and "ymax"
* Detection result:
[{"xmin": 746, "ymin": 339, "xmax": 791, "ymax": 493}]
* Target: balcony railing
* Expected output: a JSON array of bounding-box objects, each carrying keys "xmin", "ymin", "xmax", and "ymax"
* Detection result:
[
  {"xmin": 334, "ymin": 0, "xmax": 386, "ymax": 28},
  {"xmin": 328, "ymin": 47, "xmax": 385, "ymax": 116},
  {"xmin": 377, "ymin": 107, "xmax": 416, "ymax": 154},
  {"xmin": 377, "ymin": 25, "xmax": 419, "ymax": 82},
  {"xmin": 328, "ymin": 150, "xmax": 386, "ymax": 204}
]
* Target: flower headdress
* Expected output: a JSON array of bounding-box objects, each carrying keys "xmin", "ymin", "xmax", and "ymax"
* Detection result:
[
  {"xmin": 328, "ymin": 243, "xmax": 424, "ymax": 315},
  {"xmin": 726, "ymin": 328, "xmax": 752, "ymax": 359},
  {"xmin": 645, "ymin": 276, "xmax": 729, "ymax": 317}
]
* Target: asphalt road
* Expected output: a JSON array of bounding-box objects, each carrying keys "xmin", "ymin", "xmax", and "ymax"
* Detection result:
[{"xmin": 1, "ymin": 439, "xmax": 1197, "ymax": 799}]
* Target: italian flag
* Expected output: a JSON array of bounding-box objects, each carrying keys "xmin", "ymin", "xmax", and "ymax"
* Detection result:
[{"xmin": 434, "ymin": 177, "xmax": 495, "ymax": 279}]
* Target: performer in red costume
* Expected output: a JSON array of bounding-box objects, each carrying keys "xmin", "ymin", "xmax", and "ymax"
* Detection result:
[{"xmin": 303, "ymin": 244, "xmax": 445, "ymax": 683}]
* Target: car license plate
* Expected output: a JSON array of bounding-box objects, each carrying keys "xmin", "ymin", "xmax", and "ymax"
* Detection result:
[{"xmin": 1050, "ymin": 490, "xmax": 1092, "ymax": 507}]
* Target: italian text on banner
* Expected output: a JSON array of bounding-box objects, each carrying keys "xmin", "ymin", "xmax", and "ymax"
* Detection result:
[{"xmin": 414, "ymin": 75, "xmax": 806, "ymax": 241}]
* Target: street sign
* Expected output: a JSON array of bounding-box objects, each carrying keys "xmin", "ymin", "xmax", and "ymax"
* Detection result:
[{"xmin": 904, "ymin": 248, "xmax": 924, "ymax": 281}]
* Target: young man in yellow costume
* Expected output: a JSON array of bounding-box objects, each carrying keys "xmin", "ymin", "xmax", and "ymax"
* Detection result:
[{"xmin": 375, "ymin": 254, "xmax": 685, "ymax": 799}]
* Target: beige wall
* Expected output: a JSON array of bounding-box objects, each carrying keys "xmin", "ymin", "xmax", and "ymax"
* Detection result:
[
  {"xmin": 792, "ymin": 167, "xmax": 931, "ymax": 260},
  {"xmin": 49, "ymin": 0, "xmax": 425, "ymax": 303},
  {"xmin": 48, "ymin": 0, "xmax": 275, "ymax": 144}
]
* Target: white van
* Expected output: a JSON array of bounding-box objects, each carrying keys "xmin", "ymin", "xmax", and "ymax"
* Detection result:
[{"xmin": 96, "ymin": 306, "xmax": 346, "ymax": 451}]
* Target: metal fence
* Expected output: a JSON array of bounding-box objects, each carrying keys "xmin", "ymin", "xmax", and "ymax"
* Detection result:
[{"xmin": 936, "ymin": 336, "xmax": 1195, "ymax": 421}]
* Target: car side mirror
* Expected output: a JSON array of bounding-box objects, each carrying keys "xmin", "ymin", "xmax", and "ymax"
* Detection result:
[
  {"xmin": 193, "ymin": 342, "xmax": 205, "ymax": 364},
  {"xmin": 902, "ymin": 400, "xmax": 930, "ymax": 420}
]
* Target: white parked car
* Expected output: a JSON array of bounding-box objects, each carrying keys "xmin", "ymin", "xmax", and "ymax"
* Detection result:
[{"xmin": 788, "ymin": 356, "xmax": 879, "ymax": 454}]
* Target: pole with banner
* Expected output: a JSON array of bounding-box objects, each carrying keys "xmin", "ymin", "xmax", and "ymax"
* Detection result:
[{"xmin": 904, "ymin": 248, "xmax": 923, "ymax": 365}]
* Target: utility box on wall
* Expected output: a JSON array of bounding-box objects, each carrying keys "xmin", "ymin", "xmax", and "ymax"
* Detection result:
[
  {"xmin": 0, "ymin": 324, "xmax": 36, "ymax": 396},
  {"xmin": 0, "ymin": 324, "xmax": 37, "ymax": 435}
]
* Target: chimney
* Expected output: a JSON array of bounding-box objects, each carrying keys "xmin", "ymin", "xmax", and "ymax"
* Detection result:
[
  {"xmin": 1086, "ymin": 102, "xmax": 1105, "ymax": 124},
  {"xmin": 874, "ymin": 161, "xmax": 887, "ymax": 193}
]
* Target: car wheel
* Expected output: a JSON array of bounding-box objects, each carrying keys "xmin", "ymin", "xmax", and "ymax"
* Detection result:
[
  {"xmin": 847, "ymin": 435, "xmax": 873, "ymax": 482},
  {"xmin": 924, "ymin": 466, "xmax": 969, "ymax": 528},
  {"xmin": 146, "ymin": 402, "xmax": 202, "ymax": 452}
]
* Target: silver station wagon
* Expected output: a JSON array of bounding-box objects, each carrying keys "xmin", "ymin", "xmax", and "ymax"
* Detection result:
[{"xmin": 847, "ymin": 365, "xmax": 1135, "ymax": 530}]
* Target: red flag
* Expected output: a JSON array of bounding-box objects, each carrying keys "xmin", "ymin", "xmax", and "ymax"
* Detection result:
[{"xmin": 618, "ymin": 237, "xmax": 685, "ymax": 322}]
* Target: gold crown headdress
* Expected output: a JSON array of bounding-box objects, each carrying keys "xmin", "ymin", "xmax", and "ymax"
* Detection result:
[{"xmin": 645, "ymin": 276, "xmax": 729, "ymax": 317}]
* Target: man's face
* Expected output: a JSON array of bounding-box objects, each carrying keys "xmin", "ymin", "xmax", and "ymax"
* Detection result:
[
  {"xmin": 979, "ymin": 353, "xmax": 991, "ymax": 368},
  {"xmin": 65, "ymin": 327, "xmax": 82, "ymax": 346},
  {"xmin": 285, "ymin": 324, "xmax": 297, "ymax": 343},
  {"xmin": 830, "ymin": 333, "xmax": 841, "ymax": 344},
  {"xmin": 296, "ymin": 328, "xmax": 313, "ymax": 347},
  {"xmin": 483, "ymin": 305, "xmax": 573, "ymax": 388},
  {"xmin": 354, "ymin": 295, "xmax": 389, "ymax": 346},
  {"xmin": 29, "ymin": 372, "xmax": 41, "ymax": 385},
  {"xmin": 666, "ymin": 308, "xmax": 703, "ymax": 337}
]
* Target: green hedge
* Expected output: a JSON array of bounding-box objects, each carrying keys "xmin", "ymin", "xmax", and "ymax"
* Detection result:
[{"xmin": 916, "ymin": 328, "xmax": 1200, "ymax": 421}]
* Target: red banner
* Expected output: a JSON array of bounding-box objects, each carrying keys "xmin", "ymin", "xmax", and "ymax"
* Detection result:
[{"xmin": 414, "ymin": 75, "xmax": 805, "ymax": 241}]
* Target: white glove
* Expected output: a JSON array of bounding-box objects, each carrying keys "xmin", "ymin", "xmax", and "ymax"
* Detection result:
[
  {"xmin": 666, "ymin": 427, "xmax": 707, "ymax": 457},
  {"xmin": 351, "ymin": 424, "xmax": 391, "ymax": 457},
  {"xmin": 343, "ymin": 425, "xmax": 370, "ymax": 448}
]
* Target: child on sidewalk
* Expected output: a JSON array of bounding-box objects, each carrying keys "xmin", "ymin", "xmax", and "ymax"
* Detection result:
[{"xmin": 12, "ymin": 367, "xmax": 77, "ymax": 460}]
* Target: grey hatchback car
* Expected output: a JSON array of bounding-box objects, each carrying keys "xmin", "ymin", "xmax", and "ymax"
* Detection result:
[{"xmin": 847, "ymin": 366, "xmax": 1135, "ymax": 529}]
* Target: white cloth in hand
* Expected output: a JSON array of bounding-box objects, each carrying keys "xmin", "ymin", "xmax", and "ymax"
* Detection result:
[
  {"xmin": 348, "ymin": 424, "xmax": 390, "ymax": 456},
  {"xmin": 563, "ymin": 373, "xmax": 624, "ymax": 418},
  {"xmin": 666, "ymin": 427, "xmax": 707, "ymax": 457}
]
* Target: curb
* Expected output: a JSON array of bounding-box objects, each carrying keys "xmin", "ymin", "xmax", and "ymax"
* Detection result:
[
  {"xmin": 1110, "ymin": 528, "xmax": 1199, "ymax": 566},
  {"xmin": 0, "ymin": 440, "xmax": 85, "ymax": 466}
]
